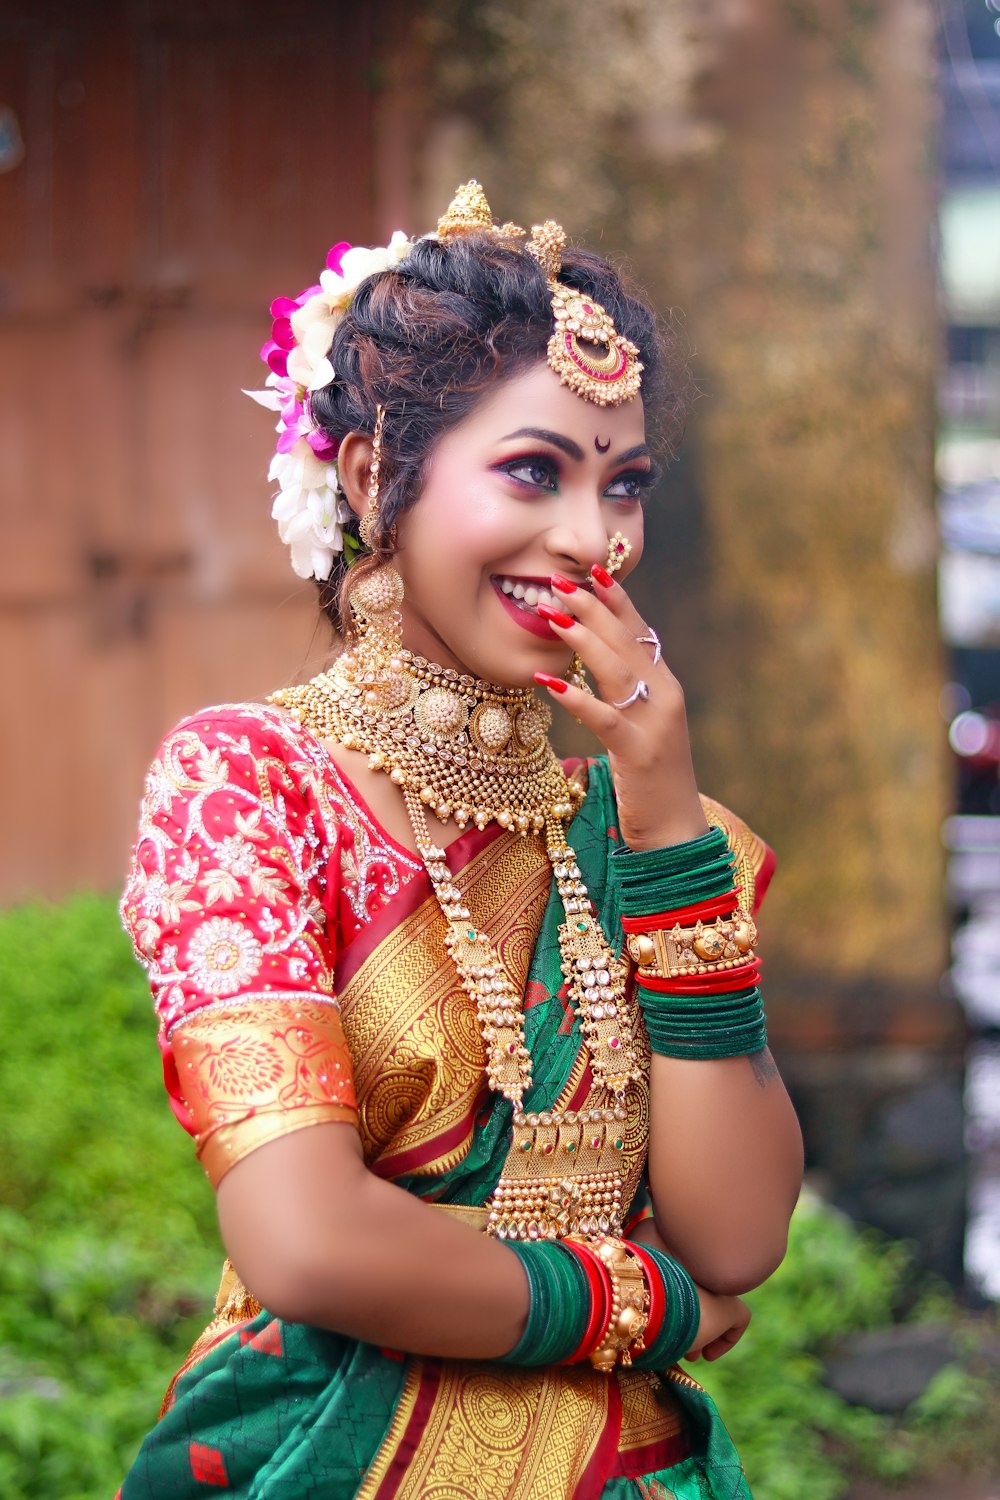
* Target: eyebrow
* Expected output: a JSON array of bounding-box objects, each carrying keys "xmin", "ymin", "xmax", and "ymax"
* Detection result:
[
  {"xmin": 613, "ymin": 444, "xmax": 653, "ymax": 465},
  {"xmin": 499, "ymin": 427, "xmax": 585, "ymax": 461},
  {"xmin": 499, "ymin": 428, "xmax": 652, "ymax": 466}
]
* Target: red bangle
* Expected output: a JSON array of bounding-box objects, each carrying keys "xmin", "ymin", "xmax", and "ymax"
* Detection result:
[
  {"xmin": 628, "ymin": 1243, "xmax": 665, "ymax": 1351},
  {"xmin": 560, "ymin": 1239, "xmax": 611, "ymax": 1365},
  {"xmin": 620, "ymin": 888, "xmax": 743, "ymax": 933},
  {"xmin": 638, "ymin": 961, "xmax": 761, "ymax": 996}
]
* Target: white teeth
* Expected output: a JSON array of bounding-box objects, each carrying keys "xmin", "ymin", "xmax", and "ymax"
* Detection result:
[{"xmin": 497, "ymin": 575, "xmax": 555, "ymax": 611}]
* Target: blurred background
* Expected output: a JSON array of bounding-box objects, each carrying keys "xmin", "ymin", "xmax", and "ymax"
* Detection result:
[{"xmin": 2, "ymin": 1, "xmax": 1000, "ymax": 1496}]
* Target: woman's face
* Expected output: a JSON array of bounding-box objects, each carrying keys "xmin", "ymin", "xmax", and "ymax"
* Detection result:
[{"xmin": 393, "ymin": 360, "xmax": 653, "ymax": 687}]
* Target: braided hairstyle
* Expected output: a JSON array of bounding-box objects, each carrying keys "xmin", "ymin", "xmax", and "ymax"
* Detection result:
[{"xmin": 308, "ymin": 233, "xmax": 690, "ymax": 636}]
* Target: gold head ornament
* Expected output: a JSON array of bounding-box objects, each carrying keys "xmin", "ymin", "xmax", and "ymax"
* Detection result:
[
  {"xmin": 436, "ymin": 179, "xmax": 524, "ymax": 241},
  {"xmin": 436, "ymin": 182, "xmax": 643, "ymax": 408}
]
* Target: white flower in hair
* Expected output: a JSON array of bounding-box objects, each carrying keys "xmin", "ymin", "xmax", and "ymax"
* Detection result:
[
  {"xmin": 319, "ymin": 231, "xmax": 413, "ymax": 306},
  {"xmin": 269, "ymin": 445, "xmax": 352, "ymax": 581},
  {"xmin": 244, "ymin": 231, "xmax": 414, "ymax": 581}
]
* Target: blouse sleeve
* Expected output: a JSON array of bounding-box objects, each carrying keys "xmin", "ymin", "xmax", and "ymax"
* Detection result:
[
  {"xmin": 699, "ymin": 794, "xmax": 776, "ymax": 916},
  {"xmin": 121, "ymin": 707, "xmax": 358, "ymax": 1186}
]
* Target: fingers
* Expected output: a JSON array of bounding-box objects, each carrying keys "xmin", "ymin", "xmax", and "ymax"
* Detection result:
[
  {"xmin": 538, "ymin": 610, "xmax": 649, "ymax": 716},
  {"xmin": 685, "ymin": 1293, "xmax": 751, "ymax": 1363},
  {"xmin": 555, "ymin": 564, "xmax": 655, "ymax": 647},
  {"xmin": 533, "ymin": 674, "xmax": 637, "ymax": 752},
  {"xmin": 533, "ymin": 581, "xmax": 674, "ymax": 743},
  {"xmin": 699, "ymin": 1322, "xmax": 750, "ymax": 1362}
]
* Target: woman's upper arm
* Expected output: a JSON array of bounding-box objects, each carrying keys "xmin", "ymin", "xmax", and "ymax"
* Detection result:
[{"xmin": 120, "ymin": 707, "xmax": 360, "ymax": 1183}]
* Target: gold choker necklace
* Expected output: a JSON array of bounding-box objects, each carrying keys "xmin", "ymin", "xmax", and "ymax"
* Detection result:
[
  {"xmin": 273, "ymin": 645, "xmax": 581, "ymax": 835},
  {"xmin": 271, "ymin": 564, "xmax": 581, "ymax": 835}
]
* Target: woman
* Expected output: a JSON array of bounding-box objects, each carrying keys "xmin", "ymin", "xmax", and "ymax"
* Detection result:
[{"xmin": 120, "ymin": 182, "xmax": 803, "ymax": 1499}]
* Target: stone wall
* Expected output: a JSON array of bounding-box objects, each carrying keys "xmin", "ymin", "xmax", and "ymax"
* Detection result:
[{"xmin": 395, "ymin": 0, "xmax": 961, "ymax": 1271}]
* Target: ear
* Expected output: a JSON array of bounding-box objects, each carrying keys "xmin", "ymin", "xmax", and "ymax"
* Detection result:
[{"xmin": 337, "ymin": 431, "xmax": 376, "ymax": 524}]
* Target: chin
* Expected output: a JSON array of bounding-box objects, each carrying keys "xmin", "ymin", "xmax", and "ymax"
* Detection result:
[{"xmin": 485, "ymin": 647, "xmax": 572, "ymax": 691}]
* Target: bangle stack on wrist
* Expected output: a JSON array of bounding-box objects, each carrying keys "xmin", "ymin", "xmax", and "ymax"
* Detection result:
[
  {"xmin": 627, "ymin": 1244, "xmax": 700, "ymax": 1369},
  {"xmin": 611, "ymin": 828, "xmax": 768, "ymax": 1059},
  {"xmin": 499, "ymin": 1234, "xmax": 699, "ymax": 1372}
]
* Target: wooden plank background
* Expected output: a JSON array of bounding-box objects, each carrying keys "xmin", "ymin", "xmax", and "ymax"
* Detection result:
[{"xmin": 0, "ymin": 0, "xmax": 385, "ymax": 899}]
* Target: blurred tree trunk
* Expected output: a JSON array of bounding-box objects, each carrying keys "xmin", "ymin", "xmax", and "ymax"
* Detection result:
[{"xmin": 398, "ymin": 0, "xmax": 948, "ymax": 1050}]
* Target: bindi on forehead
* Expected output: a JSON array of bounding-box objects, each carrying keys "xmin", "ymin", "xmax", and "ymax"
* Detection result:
[{"xmin": 594, "ymin": 436, "xmax": 611, "ymax": 453}]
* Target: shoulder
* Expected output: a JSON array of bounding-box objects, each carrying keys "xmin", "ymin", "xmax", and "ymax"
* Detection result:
[
  {"xmin": 148, "ymin": 700, "xmax": 341, "ymax": 802},
  {"xmin": 155, "ymin": 700, "xmax": 322, "ymax": 766}
]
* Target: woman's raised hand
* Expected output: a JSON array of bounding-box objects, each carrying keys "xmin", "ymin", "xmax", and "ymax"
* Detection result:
[{"xmin": 535, "ymin": 566, "xmax": 709, "ymax": 851}]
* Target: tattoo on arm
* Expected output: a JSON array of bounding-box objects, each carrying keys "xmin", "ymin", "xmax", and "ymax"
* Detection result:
[{"xmin": 747, "ymin": 1046, "xmax": 779, "ymax": 1089}]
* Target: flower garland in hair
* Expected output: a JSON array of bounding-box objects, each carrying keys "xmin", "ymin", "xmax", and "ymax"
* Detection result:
[{"xmin": 243, "ymin": 231, "xmax": 414, "ymax": 580}]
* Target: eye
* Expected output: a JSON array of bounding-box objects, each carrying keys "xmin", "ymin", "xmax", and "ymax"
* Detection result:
[
  {"xmin": 497, "ymin": 456, "xmax": 559, "ymax": 491},
  {"xmin": 605, "ymin": 470, "xmax": 655, "ymax": 502}
]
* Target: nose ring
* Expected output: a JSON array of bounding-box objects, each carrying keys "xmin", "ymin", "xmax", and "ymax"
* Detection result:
[{"xmin": 606, "ymin": 532, "xmax": 631, "ymax": 575}]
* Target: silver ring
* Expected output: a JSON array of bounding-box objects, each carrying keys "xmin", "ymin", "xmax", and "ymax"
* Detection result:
[
  {"xmin": 637, "ymin": 629, "xmax": 662, "ymax": 666},
  {"xmin": 612, "ymin": 678, "xmax": 650, "ymax": 710}
]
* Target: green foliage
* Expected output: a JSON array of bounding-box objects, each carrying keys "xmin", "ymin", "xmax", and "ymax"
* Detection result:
[
  {"xmin": 697, "ymin": 1191, "xmax": 1000, "ymax": 1498},
  {"xmin": 1, "ymin": 895, "xmax": 997, "ymax": 1498},
  {"xmin": 0, "ymin": 895, "xmax": 219, "ymax": 1499}
]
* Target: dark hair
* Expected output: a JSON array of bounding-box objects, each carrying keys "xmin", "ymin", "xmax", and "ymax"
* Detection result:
[{"xmin": 308, "ymin": 232, "xmax": 691, "ymax": 635}]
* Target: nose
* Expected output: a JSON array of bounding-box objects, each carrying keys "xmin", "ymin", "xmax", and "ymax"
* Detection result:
[{"xmin": 543, "ymin": 492, "xmax": 609, "ymax": 576}]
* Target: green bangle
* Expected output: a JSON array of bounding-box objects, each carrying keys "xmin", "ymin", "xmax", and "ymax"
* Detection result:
[
  {"xmin": 614, "ymin": 827, "xmax": 729, "ymax": 877},
  {"xmin": 631, "ymin": 1246, "xmax": 701, "ymax": 1370},
  {"xmin": 611, "ymin": 829, "xmax": 737, "ymax": 917},
  {"xmin": 636, "ymin": 975, "xmax": 766, "ymax": 1059},
  {"xmin": 500, "ymin": 1240, "xmax": 590, "ymax": 1367}
]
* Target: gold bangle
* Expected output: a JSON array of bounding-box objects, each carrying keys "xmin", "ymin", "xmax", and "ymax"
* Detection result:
[
  {"xmin": 626, "ymin": 908, "xmax": 757, "ymax": 979},
  {"xmin": 570, "ymin": 1235, "xmax": 649, "ymax": 1372}
]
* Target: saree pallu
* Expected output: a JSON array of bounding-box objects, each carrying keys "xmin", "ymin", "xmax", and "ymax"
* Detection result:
[{"xmin": 119, "ymin": 707, "xmax": 765, "ymax": 1500}]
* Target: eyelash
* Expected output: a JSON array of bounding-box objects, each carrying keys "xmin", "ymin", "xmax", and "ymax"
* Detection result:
[{"xmin": 496, "ymin": 454, "xmax": 657, "ymax": 503}]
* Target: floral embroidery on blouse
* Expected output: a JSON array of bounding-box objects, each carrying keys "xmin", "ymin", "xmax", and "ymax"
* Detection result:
[{"xmin": 121, "ymin": 701, "xmax": 422, "ymax": 1057}]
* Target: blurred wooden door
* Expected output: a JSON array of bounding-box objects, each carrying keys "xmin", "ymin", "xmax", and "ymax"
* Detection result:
[{"xmin": 0, "ymin": 0, "xmax": 379, "ymax": 900}]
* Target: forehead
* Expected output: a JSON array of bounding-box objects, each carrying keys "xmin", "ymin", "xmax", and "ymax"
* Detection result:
[{"xmin": 457, "ymin": 360, "xmax": 646, "ymax": 448}]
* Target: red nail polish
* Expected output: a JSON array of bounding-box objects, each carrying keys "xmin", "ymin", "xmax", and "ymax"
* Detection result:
[
  {"xmin": 537, "ymin": 603, "xmax": 574, "ymax": 629},
  {"xmin": 550, "ymin": 573, "xmax": 578, "ymax": 594},
  {"xmin": 534, "ymin": 672, "xmax": 569, "ymax": 694},
  {"xmin": 591, "ymin": 564, "xmax": 614, "ymax": 589}
]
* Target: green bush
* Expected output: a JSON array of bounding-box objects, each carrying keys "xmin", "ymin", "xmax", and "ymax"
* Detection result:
[
  {"xmin": 0, "ymin": 894, "xmax": 996, "ymax": 1498},
  {"xmin": 696, "ymin": 1194, "xmax": 914, "ymax": 1499},
  {"xmin": 0, "ymin": 895, "xmax": 219, "ymax": 1499}
]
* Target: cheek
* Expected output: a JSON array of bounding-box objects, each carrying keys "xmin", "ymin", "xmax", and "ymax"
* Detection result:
[{"xmin": 408, "ymin": 471, "xmax": 518, "ymax": 572}]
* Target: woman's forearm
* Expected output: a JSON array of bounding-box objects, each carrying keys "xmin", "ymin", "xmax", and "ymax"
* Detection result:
[
  {"xmin": 217, "ymin": 1124, "xmax": 530, "ymax": 1360},
  {"xmin": 646, "ymin": 1049, "xmax": 803, "ymax": 1294}
]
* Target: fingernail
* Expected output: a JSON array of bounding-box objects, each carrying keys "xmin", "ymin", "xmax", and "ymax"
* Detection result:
[
  {"xmin": 591, "ymin": 564, "xmax": 614, "ymax": 589},
  {"xmin": 550, "ymin": 573, "xmax": 578, "ymax": 594},
  {"xmin": 537, "ymin": 603, "xmax": 574, "ymax": 629},
  {"xmin": 534, "ymin": 672, "xmax": 568, "ymax": 695}
]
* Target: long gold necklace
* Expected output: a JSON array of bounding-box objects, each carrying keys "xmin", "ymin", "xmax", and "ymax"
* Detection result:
[{"xmin": 269, "ymin": 565, "xmax": 642, "ymax": 1121}]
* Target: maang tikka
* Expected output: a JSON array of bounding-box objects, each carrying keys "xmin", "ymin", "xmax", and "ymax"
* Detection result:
[{"xmin": 435, "ymin": 182, "xmax": 643, "ymax": 410}]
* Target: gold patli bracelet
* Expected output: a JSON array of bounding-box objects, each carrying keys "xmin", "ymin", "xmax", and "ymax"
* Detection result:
[
  {"xmin": 626, "ymin": 907, "xmax": 757, "ymax": 980},
  {"xmin": 566, "ymin": 1235, "xmax": 650, "ymax": 1372}
]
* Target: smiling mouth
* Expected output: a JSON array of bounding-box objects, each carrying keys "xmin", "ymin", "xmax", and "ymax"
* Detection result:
[{"xmin": 493, "ymin": 574, "xmax": 559, "ymax": 614}]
